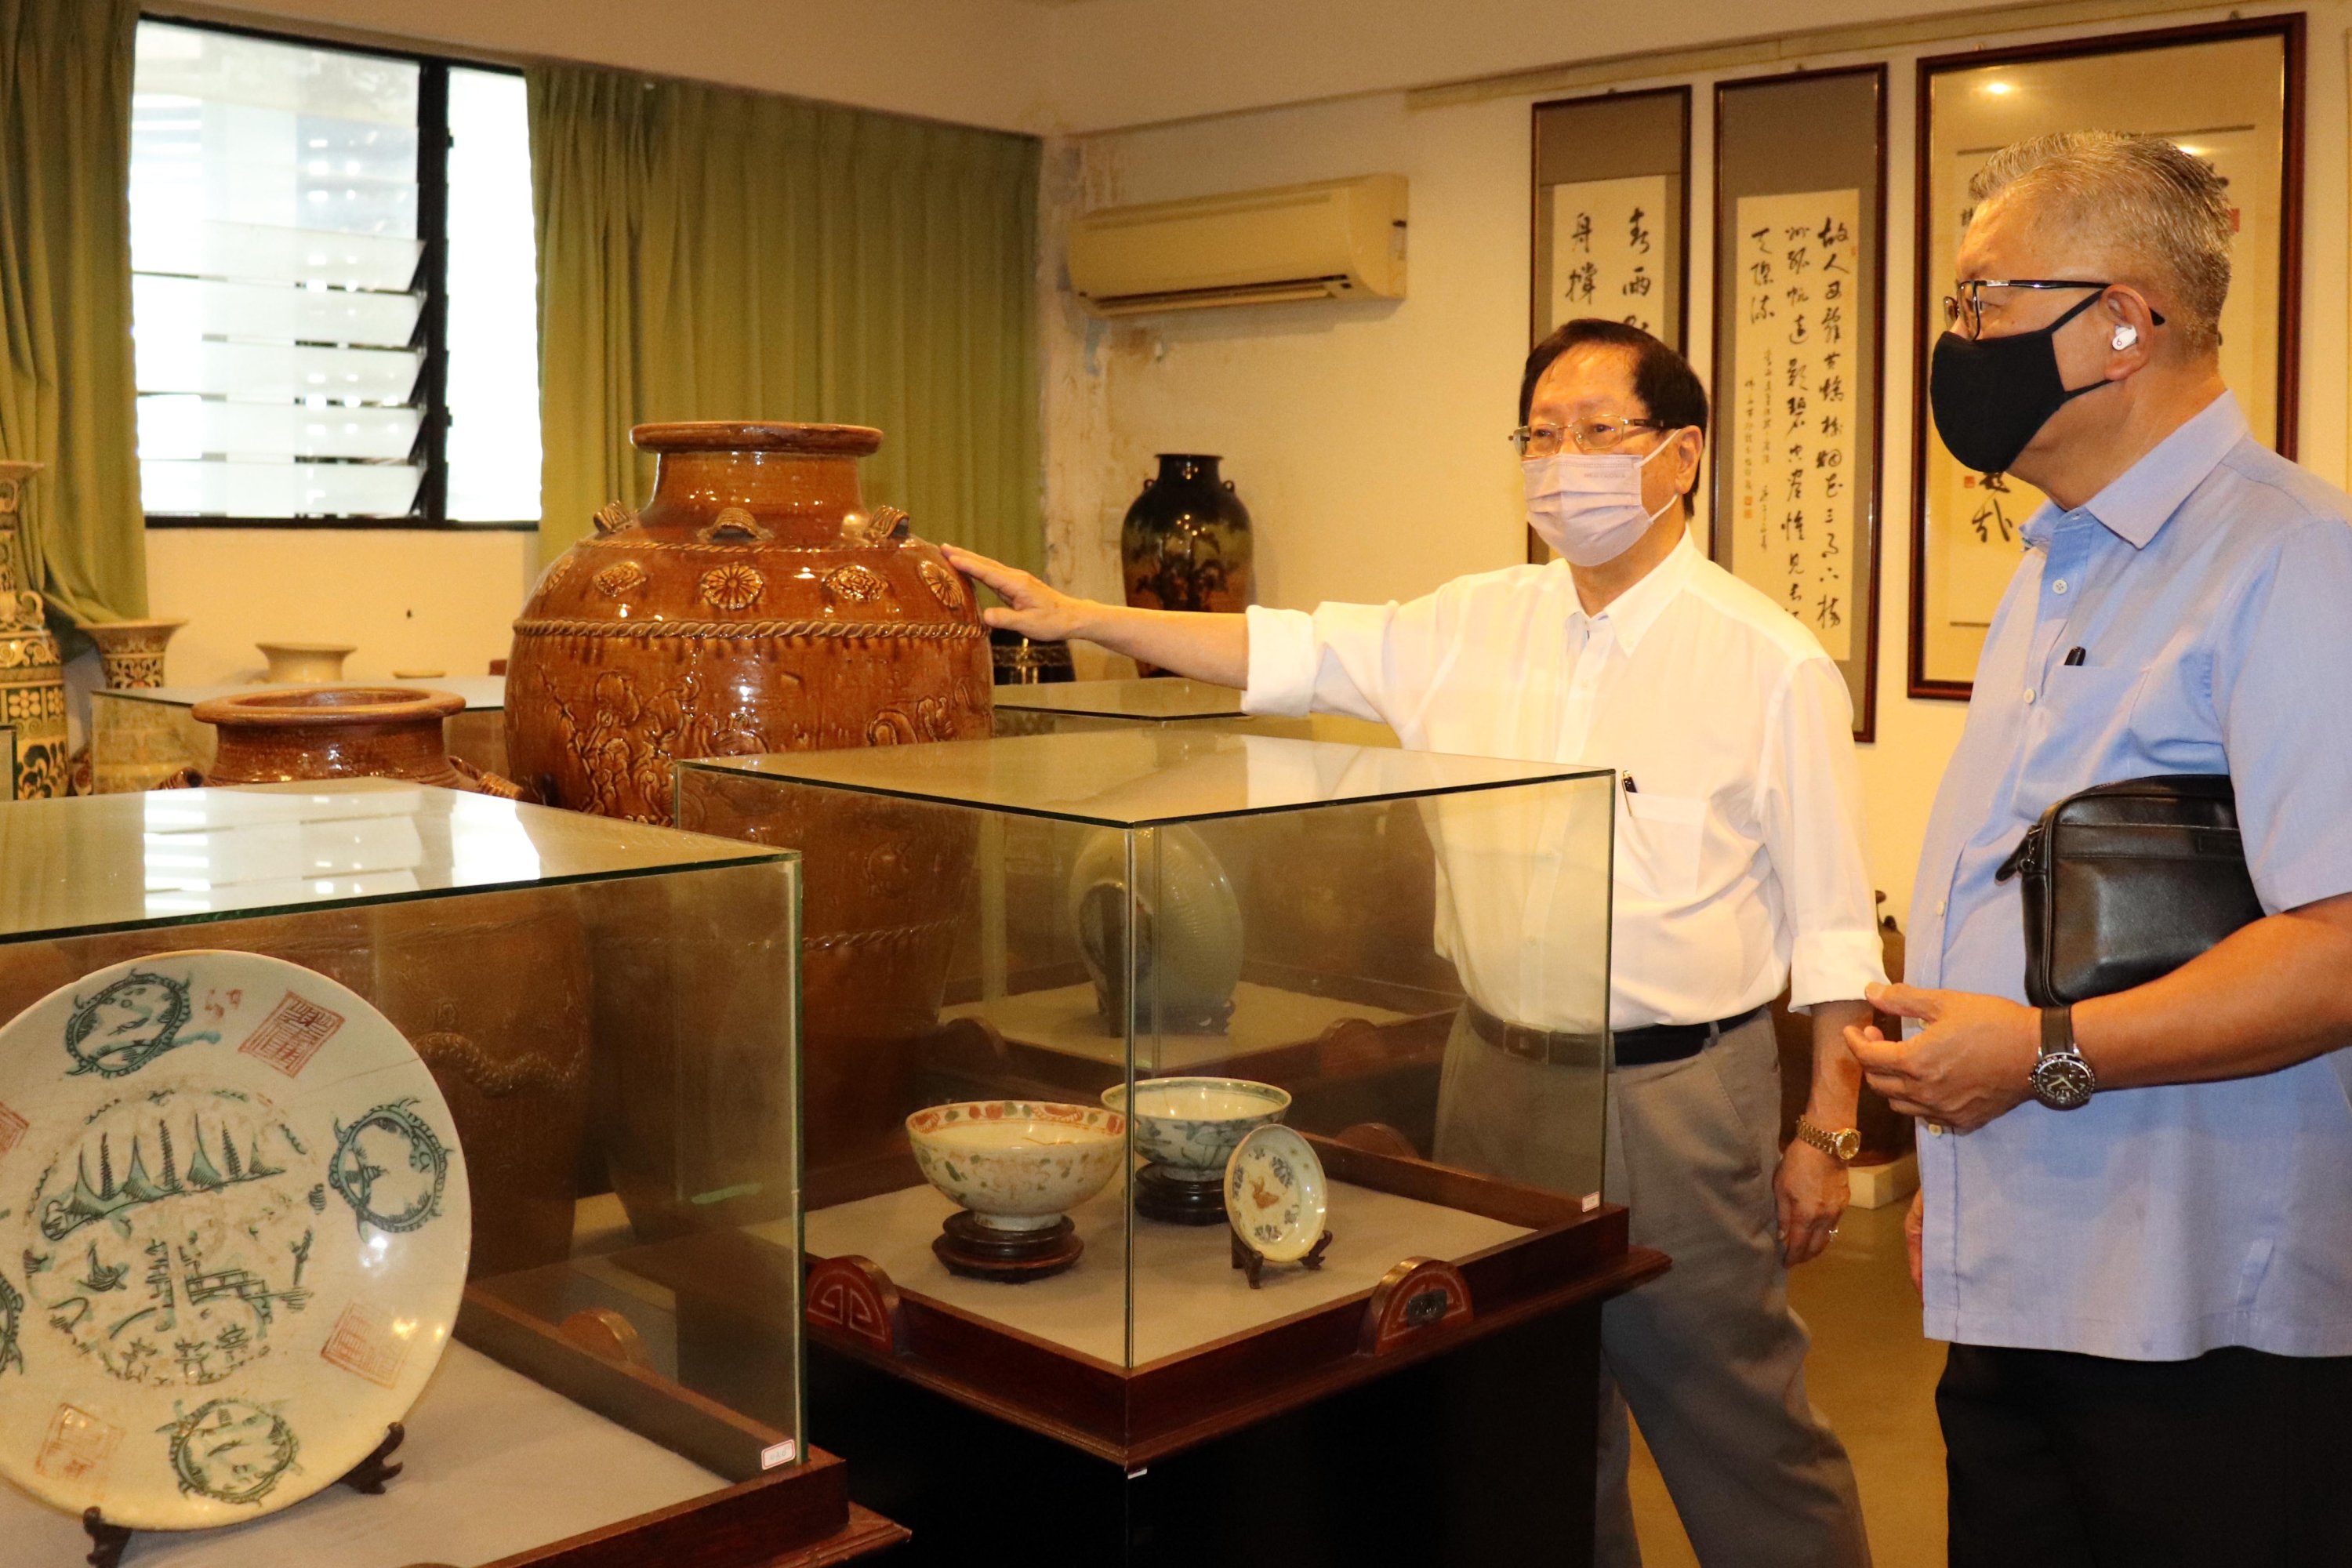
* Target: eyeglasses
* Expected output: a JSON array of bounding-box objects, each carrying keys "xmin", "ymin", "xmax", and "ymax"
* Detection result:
[
  {"xmin": 1941, "ymin": 278, "xmax": 2166, "ymax": 339},
  {"xmin": 1509, "ymin": 418, "xmax": 1671, "ymax": 458}
]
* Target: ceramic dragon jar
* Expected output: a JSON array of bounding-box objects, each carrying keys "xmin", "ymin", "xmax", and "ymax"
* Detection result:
[{"xmin": 507, "ymin": 422, "xmax": 993, "ymax": 1215}]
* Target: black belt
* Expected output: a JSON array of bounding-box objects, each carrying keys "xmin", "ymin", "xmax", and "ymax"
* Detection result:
[{"xmin": 1465, "ymin": 1001, "xmax": 1767, "ymax": 1070}]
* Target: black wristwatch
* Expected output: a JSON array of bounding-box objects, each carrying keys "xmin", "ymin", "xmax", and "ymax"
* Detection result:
[{"xmin": 2030, "ymin": 1004, "xmax": 2097, "ymax": 1110}]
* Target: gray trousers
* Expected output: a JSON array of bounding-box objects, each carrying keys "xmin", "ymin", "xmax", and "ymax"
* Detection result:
[{"xmin": 1433, "ymin": 1008, "xmax": 1870, "ymax": 1568}]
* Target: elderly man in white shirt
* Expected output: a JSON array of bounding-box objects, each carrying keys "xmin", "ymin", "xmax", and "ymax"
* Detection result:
[{"xmin": 946, "ymin": 318, "xmax": 1878, "ymax": 1568}]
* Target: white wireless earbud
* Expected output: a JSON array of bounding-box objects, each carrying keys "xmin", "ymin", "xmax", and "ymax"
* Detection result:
[{"xmin": 2111, "ymin": 325, "xmax": 2140, "ymax": 350}]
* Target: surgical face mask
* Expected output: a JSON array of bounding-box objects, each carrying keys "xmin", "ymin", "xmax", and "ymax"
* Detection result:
[
  {"xmin": 1929, "ymin": 290, "xmax": 2114, "ymax": 476},
  {"xmin": 1523, "ymin": 437, "xmax": 1684, "ymax": 567}
]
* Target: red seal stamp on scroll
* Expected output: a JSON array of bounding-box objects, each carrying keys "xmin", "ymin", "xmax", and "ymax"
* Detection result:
[{"xmin": 238, "ymin": 991, "xmax": 345, "ymax": 1077}]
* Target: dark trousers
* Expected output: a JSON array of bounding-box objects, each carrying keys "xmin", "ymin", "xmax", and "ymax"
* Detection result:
[{"xmin": 1939, "ymin": 1341, "xmax": 2352, "ymax": 1568}]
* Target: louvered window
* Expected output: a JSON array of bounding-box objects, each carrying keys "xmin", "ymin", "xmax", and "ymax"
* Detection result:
[{"xmin": 130, "ymin": 20, "xmax": 539, "ymax": 527}]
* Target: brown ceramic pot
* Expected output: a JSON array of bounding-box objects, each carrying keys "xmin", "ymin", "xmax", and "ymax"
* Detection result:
[
  {"xmin": 506, "ymin": 421, "xmax": 992, "ymax": 1219},
  {"xmin": 506, "ymin": 421, "xmax": 993, "ymax": 819},
  {"xmin": 191, "ymin": 685, "xmax": 522, "ymax": 796}
]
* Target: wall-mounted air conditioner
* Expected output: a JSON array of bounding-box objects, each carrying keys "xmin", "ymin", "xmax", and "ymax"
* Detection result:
[{"xmin": 1067, "ymin": 174, "xmax": 1407, "ymax": 317}]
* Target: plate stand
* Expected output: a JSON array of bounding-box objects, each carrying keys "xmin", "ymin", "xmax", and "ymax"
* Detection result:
[
  {"xmin": 1230, "ymin": 1225, "xmax": 1335, "ymax": 1290},
  {"xmin": 78, "ymin": 1423, "xmax": 405, "ymax": 1568},
  {"xmin": 932, "ymin": 1212, "xmax": 1085, "ymax": 1283},
  {"xmin": 1134, "ymin": 1162, "xmax": 1229, "ymax": 1225}
]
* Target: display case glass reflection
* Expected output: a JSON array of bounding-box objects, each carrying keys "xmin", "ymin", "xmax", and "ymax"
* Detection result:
[
  {"xmin": 677, "ymin": 731, "xmax": 1617, "ymax": 1454},
  {"xmin": 0, "ymin": 782, "xmax": 858, "ymax": 1565},
  {"xmin": 993, "ymin": 676, "xmax": 1397, "ymax": 746}
]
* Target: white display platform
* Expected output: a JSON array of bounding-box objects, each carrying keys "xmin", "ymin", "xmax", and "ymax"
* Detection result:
[
  {"xmin": 794, "ymin": 1172, "xmax": 1528, "ymax": 1368},
  {"xmin": 0, "ymin": 1343, "xmax": 723, "ymax": 1566}
]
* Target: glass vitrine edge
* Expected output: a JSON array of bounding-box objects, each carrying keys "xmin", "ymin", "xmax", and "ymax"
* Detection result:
[
  {"xmin": 0, "ymin": 849, "xmax": 798, "ymax": 948},
  {"xmin": 677, "ymin": 756, "xmax": 1615, "ymax": 829}
]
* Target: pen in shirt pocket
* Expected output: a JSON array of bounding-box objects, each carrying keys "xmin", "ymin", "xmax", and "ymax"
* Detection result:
[{"xmin": 2063, "ymin": 647, "xmax": 2087, "ymax": 666}]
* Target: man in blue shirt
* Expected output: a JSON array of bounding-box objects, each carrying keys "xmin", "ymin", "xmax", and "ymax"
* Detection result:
[{"xmin": 1848, "ymin": 132, "xmax": 2352, "ymax": 1564}]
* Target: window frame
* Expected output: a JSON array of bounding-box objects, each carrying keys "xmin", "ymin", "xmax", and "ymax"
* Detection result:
[{"xmin": 135, "ymin": 13, "xmax": 535, "ymax": 533}]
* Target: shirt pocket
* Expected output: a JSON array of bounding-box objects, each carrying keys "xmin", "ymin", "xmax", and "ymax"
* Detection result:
[
  {"xmin": 2010, "ymin": 665, "xmax": 2150, "ymax": 820},
  {"xmin": 1618, "ymin": 789, "xmax": 1708, "ymax": 902}
]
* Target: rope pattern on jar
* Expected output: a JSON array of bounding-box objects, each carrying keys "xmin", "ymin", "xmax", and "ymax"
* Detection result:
[{"xmin": 512, "ymin": 617, "xmax": 983, "ymax": 641}]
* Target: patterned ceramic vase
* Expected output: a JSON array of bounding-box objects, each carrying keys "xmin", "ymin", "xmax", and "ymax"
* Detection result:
[
  {"xmin": 82, "ymin": 619, "xmax": 189, "ymax": 794},
  {"xmin": 506, "ymin": 421, "xmax": 992, "ymax": 818},
  {"xmin": 0, "ymin": 461, "xmax": 67, "ymax": 799},
  {"xmin": 1120, "ymin": 454, "xmax": 1254, "ymax": 674},
  {"xmin": 506, "ymin": 422, "xmax": 992, "ymax": 1218}
]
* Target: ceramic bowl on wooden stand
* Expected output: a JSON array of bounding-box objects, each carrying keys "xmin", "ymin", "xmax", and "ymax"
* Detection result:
[
  {"xmin": 906, "ymin": 1101, "xmax": 1124, "ymax": 1282},
  {"xmin": 1102, "ymin": 1076, "xmax": 1290, "ymax": 1225}
]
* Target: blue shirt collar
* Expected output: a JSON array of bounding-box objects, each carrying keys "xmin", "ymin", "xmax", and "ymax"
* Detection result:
[{"xmin": 2020, "ymin": 390, "xmax": 2248, "ymax": 550}]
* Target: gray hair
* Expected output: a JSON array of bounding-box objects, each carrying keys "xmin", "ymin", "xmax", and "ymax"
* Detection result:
[{"xmin": 1968, "ymin": 131, "xmax": 2231, "ymax": 353}]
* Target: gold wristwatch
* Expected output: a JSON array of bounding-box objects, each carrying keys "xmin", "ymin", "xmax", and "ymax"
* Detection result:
[{"xmin": 1795, "ymin": 1117, "xmax": 1863, "ymax": 1163}]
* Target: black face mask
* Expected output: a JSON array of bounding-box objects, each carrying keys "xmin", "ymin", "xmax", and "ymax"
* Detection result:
[{"xmin": 1929, "ymin": 291, "xmax": 2111, "ymax": 475}]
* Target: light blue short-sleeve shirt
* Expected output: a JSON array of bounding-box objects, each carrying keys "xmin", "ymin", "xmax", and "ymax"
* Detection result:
[{"xmin": 1908, "ymin": 390, "xmax": 2352, "ymax": 1361}]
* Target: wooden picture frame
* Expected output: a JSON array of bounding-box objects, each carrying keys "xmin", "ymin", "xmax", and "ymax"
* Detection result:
[
  {"xmin": 1908, "ymin": 16, "xmax": 2305, "ymax": 699},
  {"xmin": 1526, "ymin": 85, "xmax": 1693, "ymax": 564},
  {"xmin": 1708, "ymin": 65, "xmax": 1889, "ymax": 742}
]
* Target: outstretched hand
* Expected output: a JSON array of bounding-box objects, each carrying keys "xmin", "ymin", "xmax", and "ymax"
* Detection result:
[
  {"xmin": 939, "ymin": 544, "xmax": 1096, "ymax": 644},
  {"xmin": 1843, "ymin": 982, "xmax": 2038, "ymax": 1134}
]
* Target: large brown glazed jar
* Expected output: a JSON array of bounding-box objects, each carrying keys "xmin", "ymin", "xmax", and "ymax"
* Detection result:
[
  {"xmin": 191, "ymin": 684, "xmax": 524, "ymax": 796},
  {"xmin": 506, "ymin": 421, "xmax": 991, "ymax": 819},
  {"xmin": 507, "ymin": 421, "xmax": 992, "ymax": 1216}
]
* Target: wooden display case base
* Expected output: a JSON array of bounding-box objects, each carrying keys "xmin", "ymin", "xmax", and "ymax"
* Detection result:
[{"xmin": 811, "ymin": 1296, "xmax": 1608, "ymax": 1566}]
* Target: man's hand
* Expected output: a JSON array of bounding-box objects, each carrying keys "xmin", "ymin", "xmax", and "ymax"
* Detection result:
[
  {"xmin": 939, "ymin": 545, "xmax": 1094, "ymax": 642},
  {"xmin": 1905, "ymin": 1189, "xmax": 1924, "ymax": 1296},
  {"xmin": 1842, "ymin": 982, "xmax": 2038, "ymax": 1133},
  {"xmin": 1774, "ymin": 1138, "xmax": 1849, "ymax": 1265}
]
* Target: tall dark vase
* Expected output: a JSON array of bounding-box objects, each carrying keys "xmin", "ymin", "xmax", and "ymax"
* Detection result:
[{"xmin": 1120, "ymin": 454, "xmax": 1254, "ymax": 675}]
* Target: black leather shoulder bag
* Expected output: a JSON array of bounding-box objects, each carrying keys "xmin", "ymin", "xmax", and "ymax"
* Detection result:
[{"xmin": 1994, "ymin": 774, "xmax": 2267, "ymax": 1007}]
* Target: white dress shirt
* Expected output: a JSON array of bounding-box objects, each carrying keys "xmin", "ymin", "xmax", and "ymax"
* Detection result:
[{"xmin": 1243, "ymin": 534, "xmax": 1886, "ymax": 1032}]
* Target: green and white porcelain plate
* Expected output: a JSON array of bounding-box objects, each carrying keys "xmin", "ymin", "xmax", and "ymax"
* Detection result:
[
  {"xmin": 0, "ymin": 950, "xmax": 470, "ymax": 1530},
  {"xmin": 1225, "ymin": 1125, "xmax": 1329, "ymax": 1264}
]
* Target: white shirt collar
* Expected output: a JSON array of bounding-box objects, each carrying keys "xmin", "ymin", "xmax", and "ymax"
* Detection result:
[{"xmin": 1567, "ymin": 531, "xmax": 1697, "ymax": 654}]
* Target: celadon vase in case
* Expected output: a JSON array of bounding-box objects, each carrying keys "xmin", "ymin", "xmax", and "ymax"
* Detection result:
[{"xmin": 0, "ymin": 460, "xmax": 67, "ymax": 798}]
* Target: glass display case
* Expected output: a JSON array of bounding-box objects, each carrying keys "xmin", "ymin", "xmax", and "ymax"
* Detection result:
[
  {"xmin": 993, "ymin": 676, "xmax": 1398, "ymax": 746},
  {"xmin": 673, "ymin": 731, "xmax": 1639, "ymax": 1486},
  {"xmin": 0, "ymin": 782, "xmax": 899, "ymax": 1566},
  {"xmin": 90, "ymin": 676, "xmax": 509, "ymax": 793}
]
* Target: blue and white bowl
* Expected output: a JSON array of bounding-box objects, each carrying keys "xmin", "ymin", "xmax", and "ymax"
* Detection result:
[{"xmin": 1102, "ymin": 1076, "xmax": 1290, "ymax": 1181}]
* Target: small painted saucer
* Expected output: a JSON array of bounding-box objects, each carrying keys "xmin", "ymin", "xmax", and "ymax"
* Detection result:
[{"xmin": 1225, "ymin": 1125, "xmax": 1329, "ymax": 1264}]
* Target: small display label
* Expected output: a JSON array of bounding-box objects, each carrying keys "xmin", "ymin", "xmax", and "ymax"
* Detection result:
[
  {"xmin": 1581, "ymin": 1192, "xmax": 1602, "ymax": 1213},
  {"xmin": 760, "ymin": 1439, "xmax": 798, "ymax": 1470}
]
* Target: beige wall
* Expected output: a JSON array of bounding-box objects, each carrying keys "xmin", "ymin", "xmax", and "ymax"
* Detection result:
[
  {"xmin": 1042, "ymin": 1, "xmax": 2352, "ymax": 916},
  {"xmin": 147, "ymin": 527, "xmax": 535, "ymax": 686}
]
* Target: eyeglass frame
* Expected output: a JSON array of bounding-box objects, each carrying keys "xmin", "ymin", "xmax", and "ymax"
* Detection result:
[
  {"xmin": 1941, "ymin": 278, "xmax": 2168, "ymax": 339},
  {"xmin": 1508, "ymin": 417, "xmax": 1678, "ymax": 459}
]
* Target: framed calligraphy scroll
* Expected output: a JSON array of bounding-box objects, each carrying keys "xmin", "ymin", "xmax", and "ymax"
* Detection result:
[
  {"xmin": 1710, "ymin": 66, "xmax": 1888, "ymax": 741},
  {"xmin": 1910, "ymin": 16, "xmax": 2303, "ymax": 698},
  {"xmin": 1529, "ymin": 86, "xmax": 1691, "ymax": 563}
]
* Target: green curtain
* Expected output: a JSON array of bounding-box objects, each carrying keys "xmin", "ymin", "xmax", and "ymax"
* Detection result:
[
  {"xmin": 529, "ymin": 66, "xmax": 1042, "ymax": 571},
  {"xmin": 0, "ymin": 0, "xmax": 144, "ymax": 623}
]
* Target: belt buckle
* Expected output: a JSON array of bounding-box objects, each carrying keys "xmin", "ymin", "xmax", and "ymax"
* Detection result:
[{"xmin": 1501, "ymin": 1029, "xmax": 1546, "ymax": 1064}]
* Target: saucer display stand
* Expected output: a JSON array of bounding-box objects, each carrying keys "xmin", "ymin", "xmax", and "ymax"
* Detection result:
[
  {"xmin": 1225, "ymin": 1125, "xmax": 1335, "ymax": 1290},
  {"xmin": 932, "ymin": 1212, "xmax": 1086, "ymax": 1283},
  {"xmin": 80, "ymin": 1425, "xmax": 408, "ymax": 1568}
]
